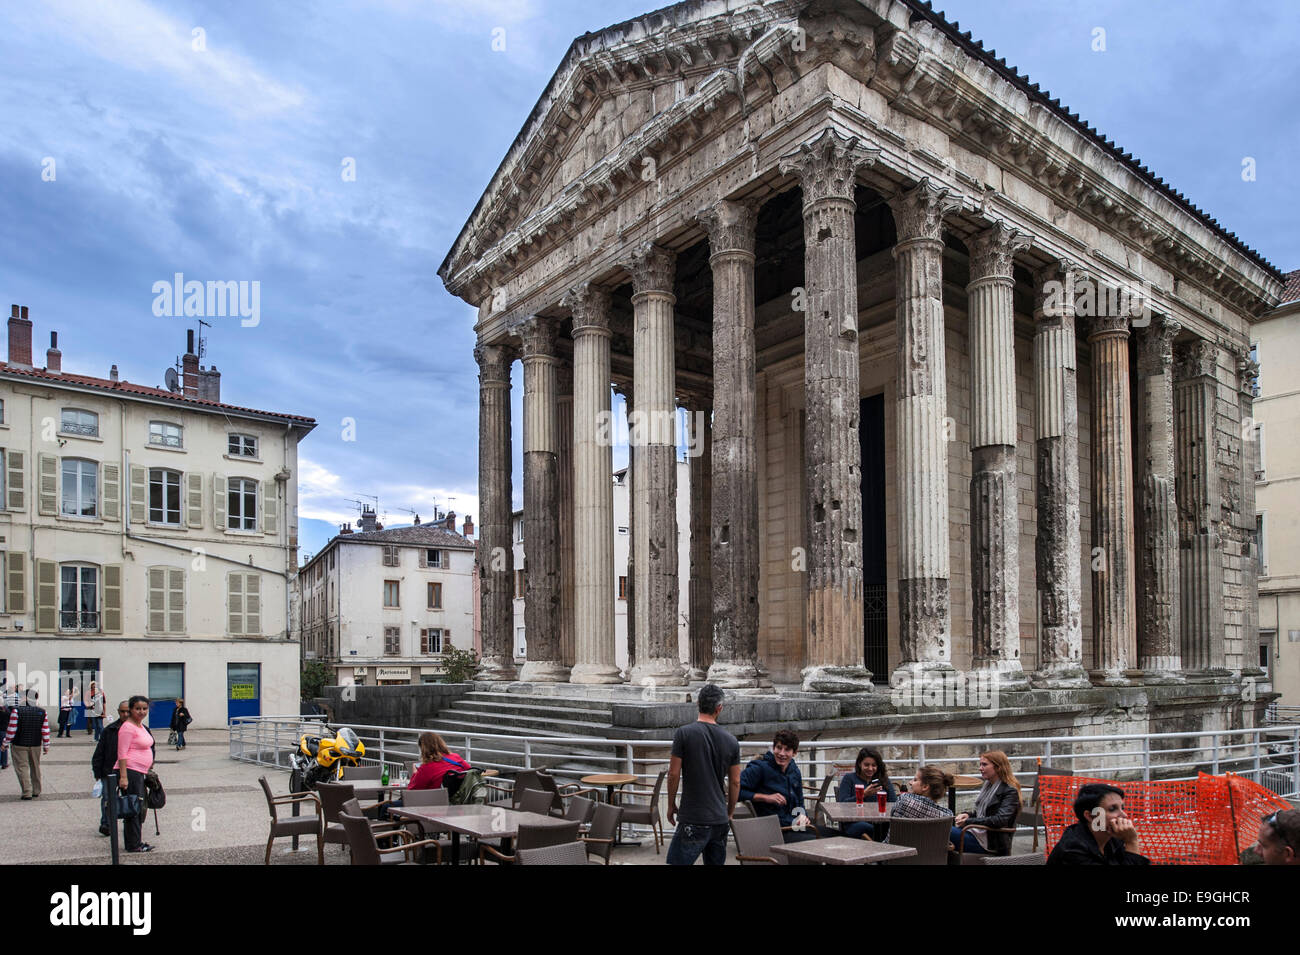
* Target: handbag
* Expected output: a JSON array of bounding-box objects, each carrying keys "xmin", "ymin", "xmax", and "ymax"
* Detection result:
[
  {"xmin": 145, "ymin": 770, "xmax": 166, "ymax": 809},
  {"xmin": 114, "ymin": 790, "xmax": 143, "ymax": 819},
  {"xmin": 166, "ymin": 730, "xmax": 177, "ymax": 746}
]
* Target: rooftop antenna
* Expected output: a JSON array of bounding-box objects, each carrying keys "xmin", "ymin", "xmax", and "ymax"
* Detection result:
[{"xmin": 197, "ymin": 318, "xmax": 211, "ymax": 360}]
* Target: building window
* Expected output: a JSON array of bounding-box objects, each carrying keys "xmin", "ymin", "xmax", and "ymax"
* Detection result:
[
  {"xmin": 228, "ymin": 433, "xmax": 258, "ymax": 457},
  {"xmin": 60, "ymin": 564, "xmax": 99, "ymax": 631},
  {"xmin": 421, "ymin": 628, "xmax": 443, "ymax": 654},
  {"xmin": 329, "ymin": 550, "xmax": 335, "ymax": 569},
  {"xmin": 514, "ymin": 569, "xmax": 525, "ymax": 599},
  {"xmin": 428, "ymin": 582, "xmax": 442, "ymax": 609},
  {"xmin": 228, "ymin": 478, "xmax": 257, "ymax": 530},
  {"xmin": 0, "ymin": 398, "xmax": 5, "ymax": 423},
  {"xmin": 382, "ymin": 545, "xmax": 399, "ymax": 567},
  {"xmin": 61, "ymin": 409, "xmax": 99, "ymax": 437},
  {"xmin": 1259, "ymin": 643, "xmax": 1270, "ymax": 671},
  {"xmin": 426, "ymin": 548, "xmax": 442, "ymax": 568},
  {"xmin": 383, "ymin": 580, "xmax": 400, "ymax": 608},
  {"xmin": 384, "ymin": 626, "xmax": 401, "ymax": 655},
  {"xmin": 515, "ymin": 519, "xmax": 523, "ymax": 542},
  {"xmin": 1254, "ymin": 423, "xmax": 1265, "ymax": 480},
  {"xmin": 61, "ymin": 458, "xmax": 97, "ymax": 517},
  {"xmin": 227, "ymin": 573, "xmax": 261, "ymax": 635},
  {"xmin": 1250, "ymin": 342, "xmax": 1260, "ymax": 397},
  {"xmin": 149, "ymin": 421, "xmax": 183, "ymax": 448},
  {"xmin": 147, "ymin": 567, "xmax": 185, "ymax": 634},
  {"xmin": 1256, "ymin": 514, "xmax": 1267, "ymax": 575},
  {"xmin": 618, "ymin": 575, "xmax": 628, "ymax": 600},
  {"xmin": 149, "ymin": 469, "xmax": 182, "ymax": 525},
  {"xmin": 617, "ymin": 526, "xmax": 628, "ymax": 535}
]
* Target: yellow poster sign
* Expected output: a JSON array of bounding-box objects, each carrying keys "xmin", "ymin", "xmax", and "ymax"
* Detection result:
[{"xmin": 229, "ymin": 683, "xmax": 256, "ymax": 700}]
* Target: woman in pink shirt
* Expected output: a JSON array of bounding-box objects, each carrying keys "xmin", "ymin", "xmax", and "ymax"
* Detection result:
[{"xmin": 117, "ymin": 695, "xmax": 156, "ymax": 853}]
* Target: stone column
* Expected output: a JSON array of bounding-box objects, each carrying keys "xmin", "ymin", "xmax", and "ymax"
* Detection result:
[
  {"xmin": 779, "ymin": 130, "xmax": 878, "ymax": 693},
  {"xmin": 966, "ymin": 222, "xmax": 1029, "ymax": 688},
  {"xmin": 614, "ymin": 382, "xmax": 636, "ymax": 675},
  {"xmin": 1088, "ymin": 311, "xmax": 1138, "ymax": 684},
  {"xmin": 698, "ymin": 199, "xmax": 768, "ymax": 689},
  {"xmin": 474, "ymin": 342, "xmax": 519, "ymax": 681},
  {"xmin": 1135, "ymin": 316, "xmax": 1183, "ymax": 679},
  {"xmin": 624, "ymin": 242, "xmax": 686, "ymax": 686},
  {"xmin": 518, "ymin": 315, "xmax": 569, "ymax": 682},
  {"xmin": 1238, "ymin": 352, "xmax": 1262, "ymax": 679},
  {"xmin": 567, "ymin": 284, "xmax": 622, "ymax": 684},
  {"xmin": 687, "ymin": 400, "xmax": 712, "ymax": 681},
  {"xmin": 557, "ymin": 364, "xmax": 575, "ymax": 670},
  {"xmin": 1175, "ymin": 339, "xmax": 1228, "ymax": 677},
  {"xmin": 887, "ymin": 178, "xmax": 961, "ymax": 687},
  {"xmin": 1030, "ymin": 264, "xmax": 1087, "ymax": 687}
]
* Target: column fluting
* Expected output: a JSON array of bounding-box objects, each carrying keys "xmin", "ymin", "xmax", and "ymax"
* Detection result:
[{"xmin": 474, "ymin": 342, "xmax": 519, "ymax": 681}]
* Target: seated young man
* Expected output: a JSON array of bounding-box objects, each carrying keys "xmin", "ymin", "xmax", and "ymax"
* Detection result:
[
  {"xmin": 1046, "ymin": 783, "xmax": 1151, "ymax": 865},
  {"xmin": 739, "ymin": 729, "xmax": 821, "ymax": 842}
]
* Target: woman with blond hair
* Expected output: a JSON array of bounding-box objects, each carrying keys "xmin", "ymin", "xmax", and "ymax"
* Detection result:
[{"xmin": 951, "ymin": 750, "xmax": 1022, "ymax": 856}]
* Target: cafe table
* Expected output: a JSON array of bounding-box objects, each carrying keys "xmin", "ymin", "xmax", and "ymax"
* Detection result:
[
  {"xmin": 579, "ymin": 773, "xmax": 640, "ymax": 846},
  {"xmin": 388, "ymin": 804, "xmax": 571, "ymax": 864},
  {"xmin": 819, "ymin": 800, "xmax": 953, "ymax": 828},
  {"xmin": 771, "ymin": 837, "xmax": 917, "ymax": 865}
]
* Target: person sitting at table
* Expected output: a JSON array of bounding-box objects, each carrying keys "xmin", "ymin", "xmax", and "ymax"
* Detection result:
[
  {"xmin": 739, "ymin": 728, "xmax": 821, "ymax": 842},
  {"xmin": 1046, "ymin": 783, "xmax": 1151, "ymax": 865},
  {"xmin": 950, "ymin": 750, "xmax": 1021, "ymax": 857},
  {"xmin": 883, "ymin": 766, "xmax": 954, "ymax": 843},
  {"xmin": 407, "ymin": 732, "xmax": 470, "ymax": 791},
  {"xmin": 1252, "ymin": 809, "xmax": 1300, "ymax": 866},
  {"xmin": 835, "ymin": 747, "xmax": 897, "ymax": 840}
]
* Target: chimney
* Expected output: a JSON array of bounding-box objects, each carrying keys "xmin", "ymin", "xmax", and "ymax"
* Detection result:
[
  {"xmin": 182, "ymin": 329, "xmax": 199, "ymax": 398},
  {"xmin": 45, "ymin": 331, "xmax": 61, "ymax": 374},
  {"xmin": 109, "ymin": 364, "xmax": 119, "ymax": 382},
  {"xmin": 462, "ymin": 514, "xmax": 474, "ymax": 538},
  {"xmin": 444, "ymin": 510, "xmax": 457, "ymax": 531},
  {"xmin": 339, "ymin": 522, "xmax": 353, "ymax": 535},
  {"xmin": 8, "ymin": 305, "xmax": 32, "ymax": 368},
  {"xmin": 197, "ymin": 364, "xmax": 221, "ymax": 402},
  {"xmin": 358, "ymin": 506, "xmax": 377, "ymax": 533}
]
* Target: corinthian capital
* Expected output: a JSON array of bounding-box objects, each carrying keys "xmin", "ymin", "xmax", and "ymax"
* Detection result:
[
  {"xmin": 1033, "ymin": 259, "xmax": 1083, "ymax": 323},
  {"xmin": 517, "ymin": 315, "xmax": 560, "ymax": 360},
  {"xmin": 968, "ymin": 221, "xmax": 1032, "ymax": 281},
  {"xmin": 697, "ymin": 199, "xmax": 758, "ymax": 256},
  {"xmin": 563, "ymin": 283, "xmax": 612, "ymax": 336},
  {"xmin": 474, "ymin": 342, "xmax": 517, "ymax": 382},
  {"xmin": 778, "ymin": 129, "xmax": 879, "ymax": 206},
  {"xmin": 1136, "ymin": 316, "xmax": 1181, "ymax": 374},
  {"xmin": 623, "ymin": 242, "xmax": 676, "ymax": 295},
  {"xmin": 1174, "ymin": 338, "xmax": 1219, "ymax": 380},
  {"xmin": 888, "ymin": 178, "xmax": 962, "ymax": 243}
]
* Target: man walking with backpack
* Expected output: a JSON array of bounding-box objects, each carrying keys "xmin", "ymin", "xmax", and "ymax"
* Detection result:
[
  {"xmin": 665, "ymin": 684, "xmax": 741, "ymax": 865},
  {"xmin": 2, "ymin": 694, "xmax": 50, "ymax": 799}
]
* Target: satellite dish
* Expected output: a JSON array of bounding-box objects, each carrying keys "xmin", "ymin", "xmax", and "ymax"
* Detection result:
[{"xmin": 164, "ymin": 367, "xmax": 180, "ymax": 393}]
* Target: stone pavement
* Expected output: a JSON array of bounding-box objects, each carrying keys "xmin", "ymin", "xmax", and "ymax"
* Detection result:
[{"xmin": 0, "ymin": 729, "xmax": 680, "ymax": 865}]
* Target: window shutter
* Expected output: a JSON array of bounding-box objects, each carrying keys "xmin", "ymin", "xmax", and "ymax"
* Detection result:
[
  {"xmin": 129, "ymin": 466, "xmax": 147, "ymax": 524},
  {"xmin": 263, "ymin": 479, "xmax": 278, "ymax": 536},
  {"xmin": 419, "ymin": 548, "xmax": 427, "ymax": 568},
  {"xmin": 37, "ymin": 453, "xmax": 57, "ymax": 516},
  {"xmin": 6, "ymin": 551, "xmax": 24, "ymax": 613},
  {"xmin": 35, "ymin": 559, "xmax": 57, "ymax": 631},
  {"xmin": 228, "ymin": 572, "xmax": 243, "ymax": 635},
  {"xmin": 214, "ymin": 475, "xmax": 226, "ymax": 530},
  {"xmin": 443, "ymin": 629, "xmax": 450, "ymax": 651},
  {"xmin": 186, "ymin": 473, "xmax": 204, "ymax": 528},
  {"xmin": 245, "ymin": 574, "xmax": 261, "ymax": 635},
  {"xmin": 6, "ymin": 451, "xmax": 24, "ymax": 510},
  {"xmin": 167, "ymin": 568, "xmax": 185, "ymax": 633},
  {"xmin": 103, "ymin": 564, "xmax": 122, "ymax": 633},
  {"xmin": 147, "ymin": 568, "xmax": 166, "ymax": 633},
  {"xmin": 101, "ymin": 463, "xmax": 121, "ymax": 521},
  {"xmin": 420, "ymin": 630, "xmax": 428, "ymax": 654}
]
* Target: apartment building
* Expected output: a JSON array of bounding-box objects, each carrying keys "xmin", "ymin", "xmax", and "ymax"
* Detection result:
[
  {"xmin": 297, "ymin": 508, "xmax": 476, "ymax": 685},
  {"xmin": 0, "ymin": 306, "xmax": 315, "ymax": 727}
]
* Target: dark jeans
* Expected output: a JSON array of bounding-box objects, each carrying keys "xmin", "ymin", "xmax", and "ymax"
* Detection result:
[
  {"xmin": 667, "ymin": 822, "xmax": 730, "ymax": 865},
  {"xmin": 89, "ymin": 716, "xmax": 103, "ymax": 740},
  {"xmin": 842, "ymin": 820, "xmax": 888, "ymax": 840},
  {"xmin": 57, "ymin": 711, "xmax": 71, "ymax": 737},
  {"xmin": 121, "ymin": 770, "xmax": 148, "ymax": 850},
  {"xmin": 100, "ymin": 781, "xmax": 111, "ymax": 830},
  {"xmin": 951, "ymin": 828, "xmax": 989, "ymax": 854},
  {"xmin": 782, "ymin": 825, "xmax": 825, "ymax": 843},
  {"xmin": 175, "ymin": 730, "xmax": 185, "ymax": 747}
]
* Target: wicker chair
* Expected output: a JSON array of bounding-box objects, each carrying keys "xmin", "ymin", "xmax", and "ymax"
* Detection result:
[
  {"xmin": 318, "ymin": 782, "xmax": 390, "ymax": 852},
  {"xmin": 954, "ymin": 819, "xmax": 1020, "ymax": 865},
  {"xmin": 619, "ymin": 770, "xmax": 667, "ymax": 852},
  {"xmin": 1020, "ymin": 765, "xmax": 1072, "ymax": 851},
  {"xmin": 731, "ymin": 814, "xmax": 785, "ymax": 864},
  {"xmin": 810, "ymin": 770, "xmax": 836, "ymax": 827},
  {"xmin": 518, "ymin": 788, "xmax": 555, "ymax": 816},
  {"xmin": 564, "ymin": 794, "xmax": 597, "ymax": 827},
  {"xmin": 258, "ymin": 776, "xmax": 323, "ymax": 865},
  {"xmin": 479, "ymin": 821, "xmax": 583, "ymax": 865},
  {"xmin": 341, "ymin": 765, "xmax": 381, "ymax": 781},
  {"xmin": 582, "ymin": 803, "xmax": 622, "ymax": 864},
  {"xmin": 981, "ymin": 852, "xmax": 1047, "ymax": 865},
  {"xmin": 400, "ymin": 788, "xmax": 466, "ymax": 864},
  {"xmin": 339, "ymin": 811, "xmax": 439, "ymax": 865},
  {"xmin": 517, "ymin": 841, "xmax": 591, "ymax": 865},
  {"xmin": 882, "ymin": 816, "xmax": 953, "ymax": 865}
]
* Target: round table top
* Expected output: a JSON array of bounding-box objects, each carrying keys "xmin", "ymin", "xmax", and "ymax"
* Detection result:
[{"xmin": 581, "ymin": 773, "xmax": 638, "ymax": 786}]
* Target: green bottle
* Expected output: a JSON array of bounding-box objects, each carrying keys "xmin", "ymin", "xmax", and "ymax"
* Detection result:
[{"xmin": 381, "ymin": 764, "xmax": 390, "ymax": 786}]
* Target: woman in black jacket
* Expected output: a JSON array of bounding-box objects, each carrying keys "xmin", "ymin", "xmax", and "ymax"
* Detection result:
[
  {"xmin": 169, "ymin": 699, "xmax": 193, "ymax": 751},
  {"xmin": 951, "ymin": 750, "xmax": 1021, "ymax": 856}
]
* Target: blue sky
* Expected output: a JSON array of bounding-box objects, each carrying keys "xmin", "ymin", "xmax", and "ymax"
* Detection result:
[{"xmin": 1, "ymin": 0, "xmax": 1294, "ymax": 562}]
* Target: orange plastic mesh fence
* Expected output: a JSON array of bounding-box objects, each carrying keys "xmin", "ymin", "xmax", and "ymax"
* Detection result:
[{"xmin": 1039, "ymin": 772, "xmax": 1291, "ymax": 865}]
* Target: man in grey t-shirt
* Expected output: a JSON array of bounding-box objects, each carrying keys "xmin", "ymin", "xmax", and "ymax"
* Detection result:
[{"xmin": 666, "ymin": 683, "xmax": 741, "ymax": 865}]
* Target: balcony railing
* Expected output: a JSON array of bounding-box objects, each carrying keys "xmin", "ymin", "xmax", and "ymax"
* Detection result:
[{"xmin": 60, "ymin": 611, "xmax": 100, "ymax": 631}]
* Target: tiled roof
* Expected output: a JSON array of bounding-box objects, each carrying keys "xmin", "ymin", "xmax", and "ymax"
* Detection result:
[
  {"xmin": 0, "ymin": 361, "xmax": 316, "ymax": 426},
  {"xmin": 1280, "ymin": 270, "xmax": 1300, "ymax": 306},
  {"xmin": 337, "ymin": 524, "xmax": 475, "ymax": 549}
]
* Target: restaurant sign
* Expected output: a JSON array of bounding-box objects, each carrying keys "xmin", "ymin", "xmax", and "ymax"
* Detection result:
[{"xmin": 376, "ymin": 667, "xmax": 410, "ymax": 680}]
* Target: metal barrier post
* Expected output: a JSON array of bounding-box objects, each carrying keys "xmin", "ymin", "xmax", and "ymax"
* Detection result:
[
  {"xmin": 107, "ymin": 771, "xmax": 121, "ymax": 866},
  {"xmin": 1211, "ymin": 735, "xmax": 1220, "ymax": 775},
  {"xmin": 1253, "ymin": 729, "xmax": 1262, "ymax": 781},
  {"xmin": 1143, "ymin": 736, "xmax": 1151, "ymax": 781},
  {"xmin": 379, "ymin": 729, "xmax": 387, "ymax": 771},
  {"xmin": 625, "ymin": 742, "xmax": 636, "ymax": 778},
  {"xmin": 524, "ymin": 738, "xmax": 532, "ymax": 769}
]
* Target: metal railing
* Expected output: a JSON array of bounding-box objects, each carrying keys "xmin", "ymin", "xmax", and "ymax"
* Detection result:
[
  {"xmin": 230, "ymin": 717, "xmax": 1300, "ymax": 803},
  {"xmin": 1266, "ymin": 703, "xmax": 1300, "ymax": 724}
]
